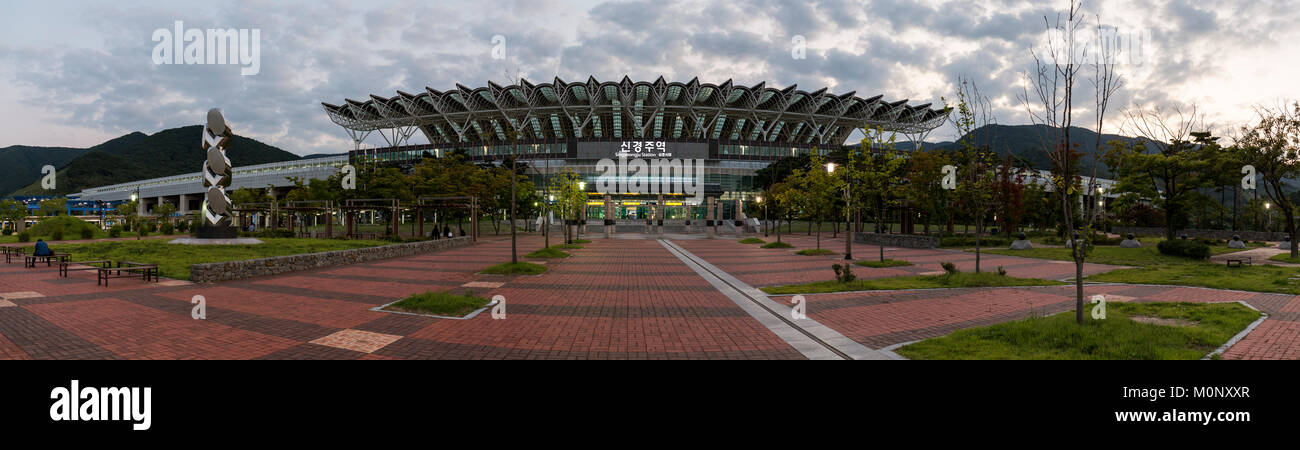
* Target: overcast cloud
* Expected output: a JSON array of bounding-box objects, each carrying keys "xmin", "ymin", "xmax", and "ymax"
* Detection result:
[{"xmin": 1, "ymin": 0, "xmax": 1297, "ymax": 155}]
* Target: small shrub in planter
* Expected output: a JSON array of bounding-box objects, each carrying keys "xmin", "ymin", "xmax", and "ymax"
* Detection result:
[
  {"xmin": 1156, "ymin": 239, "xmax": 1210, "ymax": 260},
  {"xmin": 160, "ymin": 223, "xmax": 175, "ymax": 235},
  {"xmin": 761, "ymin": 241, "xmax": 793, "ymax": 249},
  {"xmin": 80, "ymin": 228, "xmax": 94, "ymax": 239},
  {"xmin": 940, "ymin": 261, "xmax": 960, "ymax": 275},
  {"xmin": 109, "ymin": 226, "xmax": 122, "ymax": 238},
  {"xmin": 831, "ymin": 263, "xmax": 856, "ymax": 282},
  {"xmin": 18, "ymin": 231, "xmax": 31, "ymax": 242}
]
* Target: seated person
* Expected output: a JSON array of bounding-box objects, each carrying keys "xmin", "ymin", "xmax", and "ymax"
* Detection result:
[{"xmin": 33, "ymin": 239, "xmax": 53, "ymax": 257}]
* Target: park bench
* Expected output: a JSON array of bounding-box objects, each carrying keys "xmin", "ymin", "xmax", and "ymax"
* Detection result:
[
  {"xmin": 2, "ymin": 246, "xmax": 25, "ymax": 264},
  {"xmin": 25, "ymin": 252, "xmax": 71, "ymax": 268},
  {"xmin": 97, "ymin": 261, "xmax": 159, "ymax": 286},
  {"xmin": 1226, "ymin": 256, "xmax": 1252, "ymax": 267},
  {"xmin": 58, "ymin": 260, "xmax": 113, "ymax": 277}
]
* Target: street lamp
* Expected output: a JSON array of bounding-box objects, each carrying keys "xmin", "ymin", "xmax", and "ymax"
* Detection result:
[
  {"xmin": 757, "ymin": 196, "xmax": 767, "ymax": 237},
  {"xmin": 828, "ymin": 162, "xmax": 851, "ymax": 260}
]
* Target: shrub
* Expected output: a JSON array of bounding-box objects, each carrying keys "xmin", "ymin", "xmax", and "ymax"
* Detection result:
[
  {"xmin": 997, "ymin": 266, "xmax": 1007, "ymax": 276},
  {"xmin": 109, "ymin": 226, "xmax": 122, "ymax": 238},
  {"xmin": 18, "ymin": 231, "xmax": 31, "ymax": 242},
  {"xmin": 80, "ymin": 228, "xmax": 94, "ymax": 239},
  {"xmin": 939, "ymin": 236, "xmax": 1009, "ymax": 248},
  {"xmin": 761, "ymin": 241, "xmax": 794, "ymax": 249},
  {"xmin": 796, "ymin": 248, "xmax": 835, "ymax": 256},
  {"xmin": 122, "ymin": 222, "xmax": 132, "ymax": 232},
  {"xmin": 940, "ymin": 261, "xmax": 960, "ymax": 275},
  {"xmin": 160, "ymin": 223, "xmax": 175, "ymax": 235},
  {"xmin": 855, "ymin": 259, "xmax": 913, "ymax": 268},
  {"xmin": 831, "ymin": 263, "xmax": 856, "ymax": 283},
  {"xmin": 51, "ymin": 229, "xmax": 64, "ymax": 241},
  {"xmin": 255, "ymin": 229, "xmax": 295, "ymax": 239},
  {"xmin": 1, "ymin": 228, "xmax": 11, "ymax": 236},
  {"xmin": 738, "ymin": 238, "xmax": 765, "ymax": 244},
  {"xmin": 1156, "ymin": 239, "xmax": 1210, "ymax": 260}
]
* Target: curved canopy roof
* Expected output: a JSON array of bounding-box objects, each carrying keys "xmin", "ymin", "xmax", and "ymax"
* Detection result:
[{"xmin": 323, "ymin": 76, "xmax": 950, "ymax": 147}]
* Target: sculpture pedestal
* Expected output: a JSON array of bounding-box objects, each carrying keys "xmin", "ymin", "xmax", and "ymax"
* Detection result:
[{"xmin": 195, "ymin": 225, "xmax": 239, "ymax": 239}]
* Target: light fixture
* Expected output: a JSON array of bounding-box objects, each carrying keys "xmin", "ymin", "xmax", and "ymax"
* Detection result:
[
  {"xmin": 825, "ymin": 162, "xmax": 836, "ymax": 173},
  {"xmin": 756, "ymin": 196, "xmax": 763, "ymax": 203},
  {"xmin": 1266, "ymin": 202, "xmax": 1271, "ymax": 210},
  {"xmin": 578, "ymin": 181, "xmax": 586, "ymax": 190}
]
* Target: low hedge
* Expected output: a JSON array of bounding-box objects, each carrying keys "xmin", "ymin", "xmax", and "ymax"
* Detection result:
[{"xmin": 1156, "ymin": 239, "xmax": 1210, "ymax": 260}]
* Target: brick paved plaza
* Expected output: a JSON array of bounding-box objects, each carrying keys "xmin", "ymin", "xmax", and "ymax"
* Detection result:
[{"xmin": 0, "ymin": 234, "xmax": 1296, "ymax": 360}]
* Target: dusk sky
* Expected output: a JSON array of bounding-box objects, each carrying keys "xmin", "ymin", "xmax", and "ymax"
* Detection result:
[{"xmin": 1, "ymin": 0, "xmax": 1296, "ymax": 155}]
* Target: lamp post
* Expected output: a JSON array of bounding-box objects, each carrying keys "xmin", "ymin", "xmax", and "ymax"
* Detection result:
[
  {"xmin": 757, "ymin": 196, "xmax": 767, "ymax": 237},
  {"xmin": 131, "ymin": 188, "xmax": 141, "ymax": 240},
  {"xmin": 827, "ymin": 162, "xmax": 852, "ymax": 260}
]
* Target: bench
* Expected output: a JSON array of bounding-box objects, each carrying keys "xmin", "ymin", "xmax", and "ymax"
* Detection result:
[
  {"xmin": 97, "ymin": 261, "xmax": 159, "ymax": 286},
  {"xmin": 1226, "ymin": 256, "xmax": 1252, "ymax": 267},
  {"xmin": 59, "ymin": 260, "xmax": 113, "ymax": 277},
  {"xmin": 25, "ymin": 252, "xmax": 71, "ymax": 268},
  {"xmin": 2, "ymin": 246, "xmax": 26, "ymax": 264}
]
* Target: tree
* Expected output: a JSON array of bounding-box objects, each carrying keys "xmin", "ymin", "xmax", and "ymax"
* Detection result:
[
  {"xmin": 548, "ymin": 168, "xmax": 586, "ymax": 245},
  {"xmin": 905, "ymin": 148, "xmax": 951, "ymax": 236},
  {"xmin": 0, "ymin": 199, "xmax": 26, "ymax": 231},
  {"xmin": 38, "ymin": 198, "xmax": 66, "ymax": 216},
  {"xmin": 993, "ymin": 156, "xmax": 1028, "ymax": 236},
  {"xmin": 1021, "ymin": 0, "xmax": 1120, "ymax": 324},
  {"xmin": 951, "ymin": 79, "xmax": 996, "ymax": 272},
  {"xmin": 785, "ymin": 155, "xmax": 839, "ymax": 250},
  {"xmin": 853, "ymin": 128, "xmax": 908, "ymax": 261},
  {"xmin": 153, "ymin": 201, "xmax": 178, "ymax": 226},
  {"xmin": 1237, "ymin": 101, "xmax": 1300, "ymax": 258},
  {"xmin": 1107, "ymin": 106, "xmax": 1217, "ymax": 239}
]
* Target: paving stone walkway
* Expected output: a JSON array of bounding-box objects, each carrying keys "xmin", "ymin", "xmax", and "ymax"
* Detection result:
[{"xmin": 0, "ymin": 232, "xmax": 1296, "ymax": 359}]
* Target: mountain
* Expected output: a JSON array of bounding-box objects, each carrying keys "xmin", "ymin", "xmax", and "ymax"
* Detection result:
[
  {"xmin": 9, "ymin": 126, "xmax": 299, "ymax": 196},
  {"xmin": 896, "ymin": 124, "xmax": 1160, "ymax": 177},
  {"xmin": 0, "ymin": 145, "xmax": 87, "ymax": 196}
]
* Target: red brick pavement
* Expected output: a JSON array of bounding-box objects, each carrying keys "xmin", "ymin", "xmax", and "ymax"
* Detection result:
[
  {"xmin": 0, "ymin": 235, "xmax": 803, "ymax": 360},
  {"xmin": 672, "ymin": 234, "xmax": 1121, "ymax": 287},
  {"xmin": 1, "ymin": 232, "xmax": 1298, "ymax": 360}
]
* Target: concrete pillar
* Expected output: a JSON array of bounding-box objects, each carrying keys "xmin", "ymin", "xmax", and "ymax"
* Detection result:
[
  {"xmin": 178, "ymin": 194, "xmax": 190, "ymax": 214},
  {"xmin": 657, "ymin": 194, "xmax": 664, "ymax": 236},
  {"xmin": 603, "ymin": 194, "xmax": 613, "ymax": 239},
  {"xmin": 706, "ymin": 197, "xmax": 716, "ymax": 239}
]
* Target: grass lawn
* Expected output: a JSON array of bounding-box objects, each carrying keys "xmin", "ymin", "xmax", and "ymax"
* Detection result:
[
  {"xmin": 983, "ymin": 244, "xmax": 1249, "ymax": 267},
  {"xmin": 384, "ymin": 290, "xmax": 490, "ymax": 317},
  {"xmin": 855, "ymin": 259, "xmax": 913, "ymax": 268},
  {"xmin": 32, "ymin": 238, "xmax": 391, "ymax": 280},
  {"xmin": 552, "ymin": 243, "xmax": 583, "ymax": 249},
  {"xmin": 760, "ymin": 272, "xmax": 1063, "ymax": 295},
  {"xmin": 895, "ymin": 302, "xmax": 1261, "ymax": 360},
  {"xmin": 738, "ymin": 238, "xmax": 765, "ymax": 244},
  {"xmin": 1088, "ymin": 263, "xmax": 1300, "ymax": 295},
  {"xmin": 525, "ymin": 247, "xmax": 570, "ymax": 258},
  {"xmin": 481, "ymin": 261, "xmax": 547, "ymax": 275},
  {"xmin": 795, "ymin": 248, "xmax": 835, "ymax": 256},
  {"xmin": 1268, "ymin": 252, "xmax": 1300, "ymax": 264},
  {"xmin": 761, "ymin": 241, "xmax": 793, "ymax": 249}
]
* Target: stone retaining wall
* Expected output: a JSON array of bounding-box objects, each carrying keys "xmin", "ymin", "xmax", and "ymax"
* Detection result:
[
  {"xmin": 853, "ymin": 232, "xmax": 938, "ymax": 249},
  {"xmin": 1113, "ymin": 226, "xmax": 1289, "ymax": 241},
  {"xmin": 190, "ymin": 237, "xmax": 472, "ymax": 283}
]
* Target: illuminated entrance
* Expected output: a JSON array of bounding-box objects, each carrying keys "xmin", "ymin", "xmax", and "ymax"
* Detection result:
[{"xmin": 584, "ymin": 197, "xmax": 707, "ymax": 220}]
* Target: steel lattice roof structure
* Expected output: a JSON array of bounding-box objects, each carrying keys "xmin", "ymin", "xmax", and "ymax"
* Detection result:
[{"xmin": 322, "ymin": 76, "xmax": 950, "ymax": 148}]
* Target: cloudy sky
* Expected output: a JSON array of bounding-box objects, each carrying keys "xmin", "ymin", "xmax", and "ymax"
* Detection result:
[{"xmin": 1, "ymin": 0, "xmax": 1296, "ymax": 155}]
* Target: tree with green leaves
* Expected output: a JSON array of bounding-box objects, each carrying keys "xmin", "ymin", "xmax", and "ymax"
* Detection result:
[
  {"xmin": 1236, "ymin": 101, "xmax": 1300, "ymax": 258},
  {"xmin": 38, "ymin": 198, "xmax": 66, "ymax": 216},
  {"xmin": 0, "ymin": 199, "xmax": 26, "ymax": 232},
  {"xmin": 548, "ymin": 168, "xmax": 586, "ymax": 245},
  {"xmin": 852, "ymin": 127, "xmax": 909, "ymax": 261},
  {"xmin": 786, "ymin": 154, "xmax": 840, "ymax": 250},
  {"xmin": 153, "ymin": 201, "xmax": 177, "ymax": 225},
  {"xmin": 905, "ymin": 148, "xmax": 951, "ymax": 236},
  {"xmin": 1107, "ymin": 107, "xmax": 1219, "ymax": 240},
  {"xmin": 949, "ymin": 80, "xmax": 996, "ymax": 272}
]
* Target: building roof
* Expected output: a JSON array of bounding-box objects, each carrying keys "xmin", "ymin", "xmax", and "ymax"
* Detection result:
[{"xmin": 323, "ymin": 76, "xmax": 950, "ymax": 147}]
